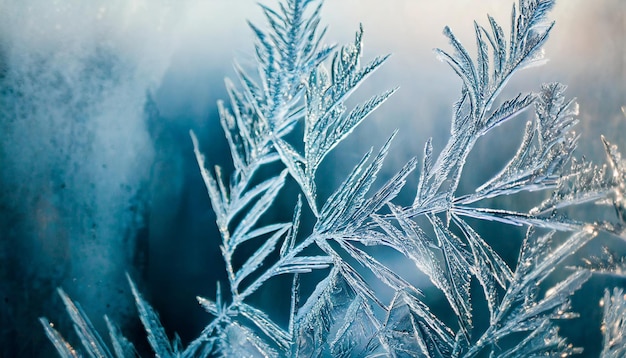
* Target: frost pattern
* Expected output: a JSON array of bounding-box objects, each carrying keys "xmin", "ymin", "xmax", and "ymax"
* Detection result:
[
  {"xmin": 600, "ymin": 288, "xmax": 626, "ymax": 358},
  {"xmin": 42, "ymin": 0, "xmax": 625, "ymax": 357}
]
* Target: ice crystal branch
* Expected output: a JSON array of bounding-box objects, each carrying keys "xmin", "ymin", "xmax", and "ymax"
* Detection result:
[
  {"xmin": 464, "ymin": 228, "xmax": 595, "ymax": 357},
  {"xmin": 600, "ymin": 288, "xmax": 626, "ymax": 358},
  {"xmin": 274, "ymin": 24, "xmax": 395, "ymax": 215},
  {"xmin": 42, "ymin": 0, "xmax": 624, "ymax": 357}
]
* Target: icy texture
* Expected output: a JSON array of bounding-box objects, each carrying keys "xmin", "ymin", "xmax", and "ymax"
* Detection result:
[
  {"xmin": 42, "ymin": 0, "xmax": 625, "ymax": 357},
  {"xmin": 576, "ymin": 246, "xmax": 626, "ymax": 277},
  {"xmin": 598, "ymin": 136, "xmax": 626, "ymax": 236},
  {"xmin": 600, "ymin": 288, "xmax": 626, "ymax": 358}
]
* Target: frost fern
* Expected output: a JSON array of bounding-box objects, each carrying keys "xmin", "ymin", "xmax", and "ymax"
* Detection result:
[{"xmin": 42, "ymin": 0, "xmax": 626, "ymax": 357}]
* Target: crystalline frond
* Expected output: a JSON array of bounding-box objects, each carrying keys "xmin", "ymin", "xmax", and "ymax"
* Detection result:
[
  {"xmin": 238, "ymin": 303, "xmax": 291, "ymax": 351},
  {"xmin": 243, "ymin": 0, "xmax": 333, "ymax": 130},
  {"xmin": 380, "ymin": 208, "xmax": 481, "ymax": 332},
  {"xmin": 219, "ymin": 0, "xmax": 332, "ymax": 177},
  {"xmin": 219, "ymin": 81, "xmax": 274, "ymax": 173},
  {"xmin": 463, "ymin": 229, "xmax": 594, "ymax": 357},
  {"xmin": 39, "ymin": 317, "xmax": 80, "ymax": 358},
  {"xmin": 413, "ymin": 0, "xmax": 555, "ymax": 212},
  {"xmin": 105, "ymin": 316, "xmax": 140, "ymax": 358},
  {"xmin": 434, "ymin": 0, "xmax": 554, "ymax": 125},
  {"xmin": 275, "ymin": 25, "xmax": 394, "ymax": 215},
  {"xmin": 471, "ymin": 83, "xmax": 578, "ymax": 201},
  {"xmin": 498, "ymin": 320, "xmax": 582, "ymax": 358},
  {"xmin": 200, "ymin": 0, "xmax": 337, "ymax": 226},
  {"xmin": 316, "ymin": 132, "xmax": 416, "ymax": 232},
  {"xmin": 428, "ymin": 215, "xmax": 473, "ymax": 337},
  {"xmin": 234, "ymin": 217, "xmax": 333, "ymax": 304},
  {"xmin": 187, "ymin": 13, "xmax": 402, "ymax": 351},
  {"xmin": 39, "ymin": 288, "xmax": 143, "ymax": 358},
  {"xmin": 443, "ymin": 83, "xmax": 608, "ymax": 234},
  {"xmin": 303, "ymin": 42, "xmax": 393, "ymax": 181},
  {"xmin": 191, "ymin": 130, "xmax": 287, "ymax": 235},
  {"xmin": 452, "ymin": 214, "xmax": 513, "ymax": 323},
  {"xmin": 127, "ymin": 275, "xmax": 182, "ymax": 357},
  {"xmin": 599, "ymin": 135, "xmax": 626, "ymax": 235},
  {"xmin": 370, "ymin": 207, "xmax": 480, "ymax": 340},
  {"xmin": 380, "ymin": 290, "xmax": 455, "ymax": 358},
  {"xmin": 511, "ymin": 228, "xmax": 595, "ymax": 300},
  {"xmin": 533, "ymin": 156, "xmax": 609, "ymax": 216},
  {"xmin": 193, "ymin": 127, "xmax": 296, "ymax": 299},
  {"xmin": 575, "ymin": 246, "xmax": 626, "ymax": 277},
  {"xmin": 532, "ymin": 134, "xmax": 625, "ymax": 235},
  {"xmin": 60, "ymin": 288, "xmax": 115, "ymax": 357},
  {"xmin": 49, "ymin": 288, "xmax": 114, "ymax": 357},
  {"xmin": 600, "ymin": 288, "xmax": 626, "ymax": 358}
]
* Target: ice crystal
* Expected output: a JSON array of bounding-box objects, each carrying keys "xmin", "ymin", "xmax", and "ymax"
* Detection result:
[
  {"xmin": 600, "ymin": 288, "xmax": 626, "ymax": 358},
  {"xmin": 576, "ymin": 246, "xmax": 626, "ymax": 277},
  {"xmin": 41, "ymin": 0, "xmax": 625, "ymax": 357}
]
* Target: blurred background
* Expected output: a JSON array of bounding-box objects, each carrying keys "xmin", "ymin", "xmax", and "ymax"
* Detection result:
[{"xmin": 0, "ymin": 0, "xmax": 624, "ymax": 356}]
